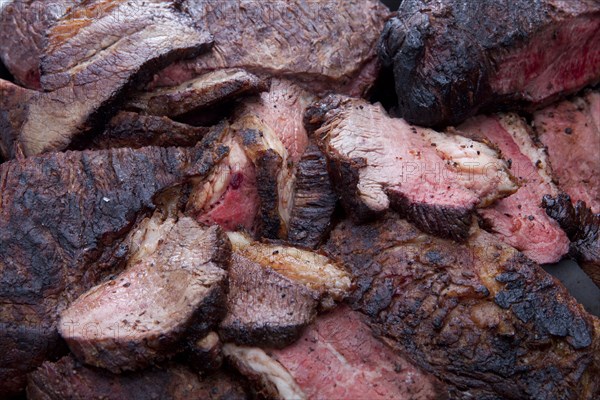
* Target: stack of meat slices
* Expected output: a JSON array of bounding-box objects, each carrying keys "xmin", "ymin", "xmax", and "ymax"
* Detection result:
[{"xmin": 0, "ymin": 0, "xmax": 599, "ymax": 399}]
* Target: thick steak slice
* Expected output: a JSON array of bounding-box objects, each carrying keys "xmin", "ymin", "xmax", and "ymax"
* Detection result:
[
  {"xmin": 534, "ymin": 91, "xmax": 600, "ymax": 213},
  {"xmin": 59, "ymin": 217, "xmax": 230, "ymax": 373},
  {"xmin": 459, "ymin": 113, "xmax": 569, "ymax": 264},
  {"xmin": 86, "ymin": 111, "xmax": 209, "ymax": 150},
  {"xmin": 269, "ymin": 306, "xmax": 449, "ymax": 400},
  {"xmin": 325, "ymin": 215, "xmax": 600, "ymax": 399},
  {"xmin": 379, "ymin": 0, "xmax": 600, "ymax": 126},
  {"xmin": 544, "ymin": 194, "xmax": 600, "ymax": 287},
  {"xmin": 127, "ymin": 69, "xmax": 269, "ymax": 118},
  {"xmin": 9, "ymin": 0, "xmax": 212, "ymax": 157},
  {"xmin": 26, "ymin": 356, "xmax": 247, "ymax": 400},
  {"xmin": 0, "ymin": 131, "xmax": 226, "ymax": 396},
  {"xmin": 153, "ymin": 0, "xmax": 389, "ymax": 96},
  {"xmin": 309, "ymin": 95, "xmax": 517, "ymax": 241}
]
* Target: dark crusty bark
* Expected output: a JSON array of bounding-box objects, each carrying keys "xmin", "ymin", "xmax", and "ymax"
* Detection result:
[
  {"xmin": 287, "ymin": 142, "xmax": 338, "ymax": 248},
  {"xmin": 219, "ymin": 253, "xmax": 318, "ymax": 348},
  {"xmin": 543, "ymin": 193, "xmax": 600, "ymax": 287},
  {"xmin": 0, "ymin": 129, "xmax": 227, "ymax": 397},
  {"xmin": 85, "ymin": 111, "xmax": 209, "ymax": 150},
  {"xmin": 185, "ymin": 332, "xmax": 223, "ymax": 371},
  {"xmin": 152, "ymin": 0, "xmax": 389, "ymax": 96},
  {"xmin": 26, "ymin": 356, "xmax": 247, "ymax": 400},
  {"xmin": 8, "ymin": 0, "xmax": 212, "ymax": 156},
  {"xmin": 379, "ymin": 0, "xmax": 600, "ymax": 126},
  {"xmin": 59, "ymin": 218, "xmax": 230, "ymax": 373},
  {"xmin": 325, "ymin": 215, "xmax": 600, "ymax": 399}
]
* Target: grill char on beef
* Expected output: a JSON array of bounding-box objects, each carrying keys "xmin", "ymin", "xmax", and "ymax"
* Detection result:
[
  {"xmin": 379, "ymin": 0, "xmax": 600, "ymax": 127},
  {"xmin": 0, "ymin": 129, "xmax": 227, "ymax": 397},
  {"xmin": 27, "ymin": 356, "xmax": 247, "ymax": 400},
  {"xmin": 1, "ymin": 0, "xmax": 213, "ymax": 158},
  {"xmin": 309, "ymin": 95, "xmax": 517, "ymax": 241},
  {"xmin": 59, "ymin": 216, "xmax": 230, "ymax": 373},
  {"xmin": 325, "ymin": 215, "xmax": 600, "ymax": 399},
  {"xmin": 152, "ymin": 0, "xmax": 388, "ymax": 96},
  {"xmin": 534, "ymin": 90, "xmax": 600, "ymax": 214},
  {"xmin": 458, "ymin": 113, "xmax": 569, "ymax": 264},
  {"xmin": 543, "ymin": 194, "xmax": 600, "ymax": 287}
]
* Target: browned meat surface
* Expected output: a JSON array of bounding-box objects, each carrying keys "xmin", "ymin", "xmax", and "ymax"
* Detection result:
[
  {"xmin": 86, "ymin": 111, "xmax": 209, "ymax": 150},
  {"xmin": 0, "ymin": 130, "xmax": 226, "ymax": 397},
  {"xmin": 59, "ymin": 217, "xmax": 230, "ymax": 373},
  {"xmin": 127, "ymin": 69, "xmax": 269, "ymax": 118},
  {"xmin": 2, "ymin": 0, "xmax": 212, "ymax": 157},
  {"xmin": 309, "ymin": 95, "xmax": 517, "ymax": 241},
  {"xmin": 380, "ymin": 0, "xmax": 600, "ymax": 126},
  {"xmin": 269, "ymin": 306, "xmax": 449, "ymax": 400},
  {"xmin": 325, "ymin": 215, "xmax": 600, "ymax": 399},
  {"xmin": 459, "ymin": 113, "xmax": 569, "ymax": 264},
  {"xmin": 534, "ymin": 90, "xmax": 600, "ymax": 214},
  {"xmin": 544, "ymin": 194, "xmax": 600, "ymax": 287},
  {"xmin": 152, "ymin": 0, "xmax": 389, "ymax": 96},
  {"xmin": 27, "ymin": 356, "xmax": 247, "ymax": 400},
  {"xmin": 0, "ymin": 78, "xmax": 34, "ymax": 158}
]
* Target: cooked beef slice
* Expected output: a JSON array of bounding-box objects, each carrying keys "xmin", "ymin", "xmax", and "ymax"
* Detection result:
[
  {"xmin": 219, "ymin": 253, "xmax": 318, "ymax": 348},
  {"xmin": 27, "ymin": 356, "xmax": 247, "ymax": 400},
  {"xmin": 325, "ymin": 215, "xmax": 600, "ymax": 399},
  {"xmin": 543, "ymin": 193, "xmax": 600, "ymax": 287},
  {"xmin": 458, "ymin": 113, "xmax": 569, "ymax": 264},
  {"xmin": 0, "ymin": 0, "xmax": 78, "ymax": 89},
  {"xmin": 59, "ymin": 217, "xmax": 229, "ymax": 373},
  {"xmin": 534, "ymin": 90, "xmax": 600, "ymax": 213},
  {"xmin": 379, "ymin": 0, "xmax": 600, "ymax": 127},
  {"xmin": 4, "ymin": 0, "xmax": 212, "ymax": 157},
  {"xmin": 0, "ymin": 132, "xmax": 227, "ymax": 397},
  {"xmin": 227, "ymin": 232, "xmax": 351, "ymax": 310},
  {"xmin": 152, "ymin": 0, "xmax": 388, "ymax": 96},
  {"xmin": 127, "ymin": 68, "xmax": 269, "ymax": 118},
  {"xmin": 85, "ymin": 111, "xmax": 209, "ymax": 150},
  {"xmin": 286, "ymin": 142, "xmax": 338, "ymax": 248},
  {"xmin": 309, "ymin": 95, "xmax": 517, "ymax": 241},
  {"xmin": 0, "ymin": 78, "xmax": 34, "ymax": 158},
  {"xmin": 269, "ymin": 306, "xmax": 449, "ymax": 400}
]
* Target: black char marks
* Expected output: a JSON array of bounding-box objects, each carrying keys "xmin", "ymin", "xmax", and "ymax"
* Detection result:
[
  {"xmin": 0, "ymin": 130, "xmax": 227, "ymax": 397},
  {"xmin": 325, "ymin": 215, "xmax": 600, "ymax": 399},
  {"xmin": 380, "ymin": 0, "xmax": 600, "ymax": 126}
]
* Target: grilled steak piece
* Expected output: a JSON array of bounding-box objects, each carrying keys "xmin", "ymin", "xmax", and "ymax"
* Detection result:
[
  {"xmin": 59, "ymin": 217, "xmax": 229, "ymax": 373},
  {"xmin": 459, "ymin": 113, "xmax": 569, "ymax": 264},
  {"xmin": 0, "ymin": 131, "xmax": 227, "ymax": 396},
  {"xmin": 543, "ymin": 194, "xmax": 600, "ymax": 287},
  {"xmin": 0, "ymin": 0, "xmax": 76, "ymax": 89},
  {"xmin": 4, "ymin": 0, "xmax": 212, "ymax": 157},
  {"xmin": 534, "ymin": 91, "xmax": 600, "ymax": 213},
  {"xmin": 286, "ymin": 142, "xmax": 338, "ymax": 249},
  {"xmin": 325, "ymin": 215, "xmax": 600, "ymax": 399},
  {"xmin": 0, "ymin": 79, "xmax": 34, "ymax": 158},
  {"xmin": 152, "ymin": 0, "xmax": 388, "ymax": 96},
  {"xmin": 127, "ymin": 69, "xmax": 269, "ymax": 118},
  {"xmin": 27, "ymin": 356, "xmax": 247, "ymax": 400},
  {"xmin": 86, "ymin": 111, "xmax": 209, "ymax": 150},
  {"xmin": 269, "ymin": 306, "xmax": 449, "ymax": 400},
  {"xmin": 219, "ymin": 252, "xmax": 318, "ymax": 348},
  {"xmin": 379, "ymin": 0, "xmax": 600, "ymax": 127},
  {"xmin": 309, "ymin": 95, "xmax": 517, "ymax": 241}
]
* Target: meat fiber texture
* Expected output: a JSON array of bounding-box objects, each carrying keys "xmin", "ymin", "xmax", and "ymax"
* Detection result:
[
  {"xmin": 534, "ymin": 90, "xmax": 600, "ymax": 214},
  {"xmin": 458, "ymin": 113, "xmax": 569, "ymax": 264},
  {"xmin": 379, "ymin": 0, "xmax": 600, "ymax": 126},
  {"xmin": 59, "ymin": 217, "xmax": 230, "ymax": 373},
  {"xmin": 269, "ymin": 306, "xmax": 449, "ymax": 400},
  {"xmin": 0, "ymin": 132, "xmax": 226, "ymax": 397},
  {"xmin": 0, "ymin": 0, "xmax": 213, "ymax": 158},
  {"xmin": 308, "ymin": 95, "xmax": 517, "ymax": 241},
  {"xmin": 26, "ymin": 356, "xmax": 247, "ymax": 400},
  {"xmin": 152, "ymin": 0, "xmax": 389, "ymax": 96},
  {"xmin": 325, "ymin": 215, "xmax": 600, "ymax": 399}
]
